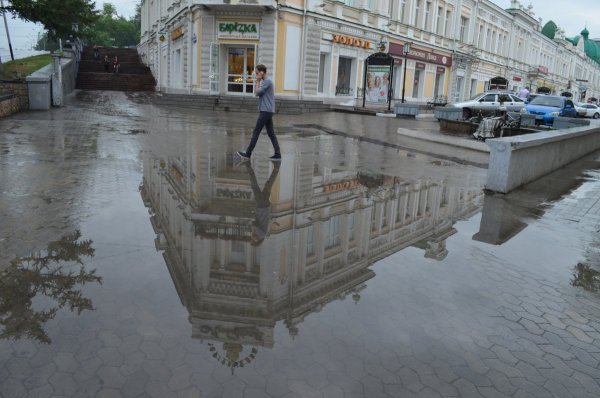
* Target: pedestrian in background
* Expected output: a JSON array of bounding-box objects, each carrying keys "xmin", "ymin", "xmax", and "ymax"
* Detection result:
[
  {"xmin": 518, "ymin": 86, "xmax": 530, "ymax": 101},
  {"xmin": 112, "ymin": 56, "xmax": 120, "ymax": 74},
  {"xmin": 237, "ymin": 64, "xmax": 281, "ymax": 162},
  {"xmin": 103, "ymin": 55, "xmax": 110, "ymax": 72}
]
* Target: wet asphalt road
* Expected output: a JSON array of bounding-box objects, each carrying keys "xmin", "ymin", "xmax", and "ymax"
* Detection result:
[{"xmin": 0, "ymin": 91, "xmax": 599, "ymax": 397}]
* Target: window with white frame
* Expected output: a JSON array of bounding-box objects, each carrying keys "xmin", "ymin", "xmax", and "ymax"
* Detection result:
[
  {"xmin": 478, "ymin": 25, "xmax": 484, "ymax": 48},
  {"xmin": 344, "ymin": 0, "xmax": 356, "ymax": 6},
  {"xmin": 425, "ymin": 2, "xmax": 432, "ymax": 31},
  {"xmin": 325, "ymin": 216, "xmax": 341, "ymax": 249},
  {"xmin": 414, "ymin": 0, "xmax": 421, "ymax": 27},
  {"xmin": 436, "ymin": 6, "xmax": 443, "ymax": 35},
  {"xmin": 306, "ymin": 225, "xmax": 314, "ymax": 256},
  {"xmin": 348, "ymin": 213, "xmax": 355, "ymax": 241},
  {"xmin": 460, "ymin": 17, "xmax": 468, "ymax": 42},
  {"xmin": 444, "ymin": 10, "xmax": 451, "ymax": 36},
  {"xmin": 400, "ymin": 0, "xmax": 407, "ymax": 23}
]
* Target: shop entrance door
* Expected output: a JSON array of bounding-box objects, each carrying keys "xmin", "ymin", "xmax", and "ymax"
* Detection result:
[{"xmin": 227, "ymin": 47, "xmax": 255, "ymax": 94}]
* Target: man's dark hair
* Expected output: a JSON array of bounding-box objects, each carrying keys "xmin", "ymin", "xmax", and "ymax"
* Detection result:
[{"xmin": 256, "ymin": 64, "xmax": 267, "ymax": 73}]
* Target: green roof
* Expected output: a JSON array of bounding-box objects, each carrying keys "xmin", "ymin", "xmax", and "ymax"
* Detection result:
[
  {"xmin": 541, "ymin": 21, "xmax": 557, "ymax": 39},
  {"xmin": 566, "ymin": 28, "xmax": 600, "ymax": 65}
]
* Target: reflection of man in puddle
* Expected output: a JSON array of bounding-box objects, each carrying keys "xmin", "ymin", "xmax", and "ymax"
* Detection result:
[{"xmin": 244, "ymin": 162, "xmax": 280, "ymax": 246}]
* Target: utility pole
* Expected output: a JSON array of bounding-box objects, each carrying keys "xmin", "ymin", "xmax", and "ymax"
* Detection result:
[{"xmin": 0, "ymin": 0, "xmax": 15, "ymax": 61}]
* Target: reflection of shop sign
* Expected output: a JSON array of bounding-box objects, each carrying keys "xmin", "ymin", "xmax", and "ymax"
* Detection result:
[
  {"xmin": 158, "ymin": 31, "xmax": 167, "ymax": 42},
  {"xmin": 216, "ymin": 187, "xmax": 252, "ymax": 200},
  {"xmin": 323, "ymin": 33, "xmax": 371, "ymax": 49},
  {"xmin": 389, "ymin": 43, "xmax": 452, "ymax": 66},
  {"xmin": 513, "ymin": 75, "xmax": 522, "ymax": 81},
  {"xmin": 324, "ymin": 179, "xmax": 360, "ymax": 193},
  {"xmin": 217, "ymin": 21, "xmax": 260, "ymax": 40},
  {"xmin": 171, "ymin": 27, "xmax": 184, "ymax": 41}
]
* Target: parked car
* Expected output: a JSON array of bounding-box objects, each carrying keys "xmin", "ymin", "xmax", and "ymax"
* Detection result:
[
  {"xmin": 522, "ymin": 95, "xmax": 577, "ymax": 125},
  {"xmin": 450, "ymin": 91, "xmax": 526, "ymax": 118},
  {"xmin": 576, "ymin": 103, "xmax": 600, "ymax": 118}
]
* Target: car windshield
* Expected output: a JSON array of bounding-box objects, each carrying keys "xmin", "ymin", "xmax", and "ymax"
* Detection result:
[{"xmin": 530, "ymin": 96, "xmax": 563, "ymax": 107}]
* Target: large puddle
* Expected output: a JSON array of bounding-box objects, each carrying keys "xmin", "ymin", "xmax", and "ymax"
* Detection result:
[{"xmin": 0, "ymin": 94, "xmax": 599, "ymax": 397}]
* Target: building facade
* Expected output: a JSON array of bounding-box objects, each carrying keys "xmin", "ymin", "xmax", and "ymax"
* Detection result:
[{"xmin": 138, "ymin": 0, "xmax": 600, "ymax": 103}]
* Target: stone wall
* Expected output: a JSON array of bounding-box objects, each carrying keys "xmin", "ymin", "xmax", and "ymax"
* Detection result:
[{"xmin": 0, "ymin": 81, "xmax": 29, "ymax": 117}]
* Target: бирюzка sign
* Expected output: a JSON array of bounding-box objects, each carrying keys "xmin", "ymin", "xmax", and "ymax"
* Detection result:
[{"xmin": 217, "ymin": 21, "xmax": 260, "ymax": 40}]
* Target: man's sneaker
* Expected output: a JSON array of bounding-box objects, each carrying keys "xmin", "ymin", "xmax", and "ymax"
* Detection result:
[
  {"xmin": 269, "ymin": 154, "xmax": 282, "ymax": 162},
  {"xmin": 237, "ymin": 151, "xmax": 250, "ymax": 159}
]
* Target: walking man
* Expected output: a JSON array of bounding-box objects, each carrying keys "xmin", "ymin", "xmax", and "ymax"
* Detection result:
[
  {"xmin": 237, "ymin": 64, "xmax": 281, "ymax": 161},
  {"xmin": 518, "ymin": 86, "xmax": 530, "ymax": 101}
]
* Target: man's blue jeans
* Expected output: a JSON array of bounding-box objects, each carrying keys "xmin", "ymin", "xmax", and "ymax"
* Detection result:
[{"xmin": 245, "ymin": 111, "xmax": 281, "ymax": 156}]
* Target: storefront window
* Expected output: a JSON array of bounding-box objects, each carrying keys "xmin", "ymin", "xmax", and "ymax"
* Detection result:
[
  {"xmin": 227, "ymin": 47, "xmax": 255, "ymax": 94},
  {"xmin": 336, "ymin": 57, "xmax": 353, "ymax": 96},
  {"xmin": 413, "ymin": 70, "xmax": 421, "ymax": 99}
]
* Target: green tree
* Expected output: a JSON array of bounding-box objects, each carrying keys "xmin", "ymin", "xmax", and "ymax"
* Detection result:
[
  {"xmin": 34, "ymin": 33, "xmax": 61, "ymax": 52},
  {"xmin": 0, "ymin": 231, "xmax": 101, "ymax": 344},
  {"xmin": 2, "ymin": 0, "xmax": 98, "ymax": 39},
  {"xmin": 82, "ymin": 2, "xmax": 139, "ymax": 47}
]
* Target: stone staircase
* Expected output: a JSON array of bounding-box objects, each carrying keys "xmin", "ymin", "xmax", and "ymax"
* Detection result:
[
  {"xmin": 153, "ymin": 94, "xmax": 332, "ymax": 115},
  {"xmin": 76, "ymin": 47, "xmax": 156, "ymax": 91}
]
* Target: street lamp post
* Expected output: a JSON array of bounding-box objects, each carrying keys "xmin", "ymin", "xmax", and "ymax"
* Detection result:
[{"xmin": 401, "ymin": 42, "xmax": 411, "ymax": 103}]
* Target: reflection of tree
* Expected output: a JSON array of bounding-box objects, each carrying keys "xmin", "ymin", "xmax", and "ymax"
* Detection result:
[
  {"xmin": 0, "ymin": 231, "xmax": 100, "ymax": 344},
  {"xmin": 571, "ymin": 263, "xmax": 600, "ymax": 293}
]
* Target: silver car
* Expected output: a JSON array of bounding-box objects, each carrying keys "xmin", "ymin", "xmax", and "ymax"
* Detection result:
[
  {"xmin": 576, "ymin": 103, "xmax": 600, "ymax": 119},
  {"xmin": 450, "ymin": 91, "xmax": 526, "ymax": 118}
]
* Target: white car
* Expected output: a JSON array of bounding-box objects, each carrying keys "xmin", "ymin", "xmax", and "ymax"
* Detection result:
[
  {"xmin": 576, "ymin": 103, "xmax": 600, "ymax": 119},
  {"xmin": 449, "ymin": 91, "xmax": 527, "ymax": 118}
]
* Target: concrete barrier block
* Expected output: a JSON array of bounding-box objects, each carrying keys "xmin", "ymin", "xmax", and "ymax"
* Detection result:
[
  {"xmin": 553, "ymin": 116, "xmax": 590, "ymax": 129},
  {"xmin": 395, "ymin": 103, "xmax": 419, "ymax": 117},
  {"xmin": 434, "ymin": 107, "xmax": 463, "ymax": 121},
  {"xmin": 485, "ymin": 125, "xmax": 600, "ymax": 193},
  {"xmin": 520, "ymin": 114, "xmax": 537, "ymax": 127}
]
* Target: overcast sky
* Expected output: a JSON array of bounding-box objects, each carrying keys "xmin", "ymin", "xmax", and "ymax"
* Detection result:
[
  {"xmin": 3, "ymin": 0, "xmax": 600, "ymax": 50},
  {"xmin": 490, "ymin": 0, "xmax": 600, "ymax": 39},
  {"xmin": 1, "ymin": 0, "xmax": 139, "ymax": 50}
]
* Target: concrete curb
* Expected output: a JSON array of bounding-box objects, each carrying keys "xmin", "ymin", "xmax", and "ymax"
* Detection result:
[{"xmin": 397, "ymin": 128, "xmax": 490, "ymax": 153}]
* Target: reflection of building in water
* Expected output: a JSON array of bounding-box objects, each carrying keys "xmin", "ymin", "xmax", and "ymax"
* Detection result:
[{"xmin": 141, "ymin": 134, "xmax": 483, "ymax": 371}]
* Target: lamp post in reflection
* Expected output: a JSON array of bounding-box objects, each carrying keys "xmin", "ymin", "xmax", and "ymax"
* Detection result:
[{"xmin": 401, "ymin": 42, "xmax": 411, "ymax": 103}]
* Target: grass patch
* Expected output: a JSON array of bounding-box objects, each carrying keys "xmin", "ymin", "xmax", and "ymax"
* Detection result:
[{"xmin": 0, "ymin": 54, "xmax": 52, "ymax": 80}]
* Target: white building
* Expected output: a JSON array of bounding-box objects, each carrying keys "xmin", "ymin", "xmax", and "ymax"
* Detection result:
[{"xmin": 138, "ymin": 0, "xmax": 600, "ymax": 103}]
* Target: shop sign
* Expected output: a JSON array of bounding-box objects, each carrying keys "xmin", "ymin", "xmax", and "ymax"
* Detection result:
[
  {"xmin": 158, "ymin": 31, "xmax": 168, "ymax": 42},
  {"xmin": 538, "ymin": 66, "xmax": 548, "ymax": 74},
  {"xmin": 415, "ymin": 62, "xmax": 426, "ymax": 70},
  {"xmin": 436, "ymin": 66, "xmax": 446, "ymax": 73},
  {"xmin": 323, "ymin": 33, "xmax": 371, "ymax": 49},
  {"xmin": 217, "ymin": 21, "xmax": 260, "ymax": 40},
  {"xmin": 323, "ymin": 179, "xmax": 360, "ymax": 193},
  {"xmin": 513, "ymin": 75, "xmax": 522, "ymax": 81},
  {"xmin": 389, "ymin": 43, "xmax": 452, "ymax": 66},
  {"xmin": 171, "ymin": 27, "xmax": 184, "ymax": 41}
]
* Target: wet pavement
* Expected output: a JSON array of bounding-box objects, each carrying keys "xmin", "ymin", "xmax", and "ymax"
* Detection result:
[{"xmin": 0, "ymin": 90, "xmax": 599, "ymax": 397}]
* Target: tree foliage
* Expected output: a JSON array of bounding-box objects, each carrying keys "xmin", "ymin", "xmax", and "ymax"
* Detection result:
[
  {"xmin": 33, "ymin": 2, "xmax": 141, "ymax": 50},
  {"xmin": 0, "ymin": 230, "xmax": 101, "ymax": 344},
  {"xmin": 81, "ymin": 2, "xmax": 140, "ymax": 47},
  {"xmin": 2, "ymin": 0, "xmax": 98, "ymax": 39}
]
